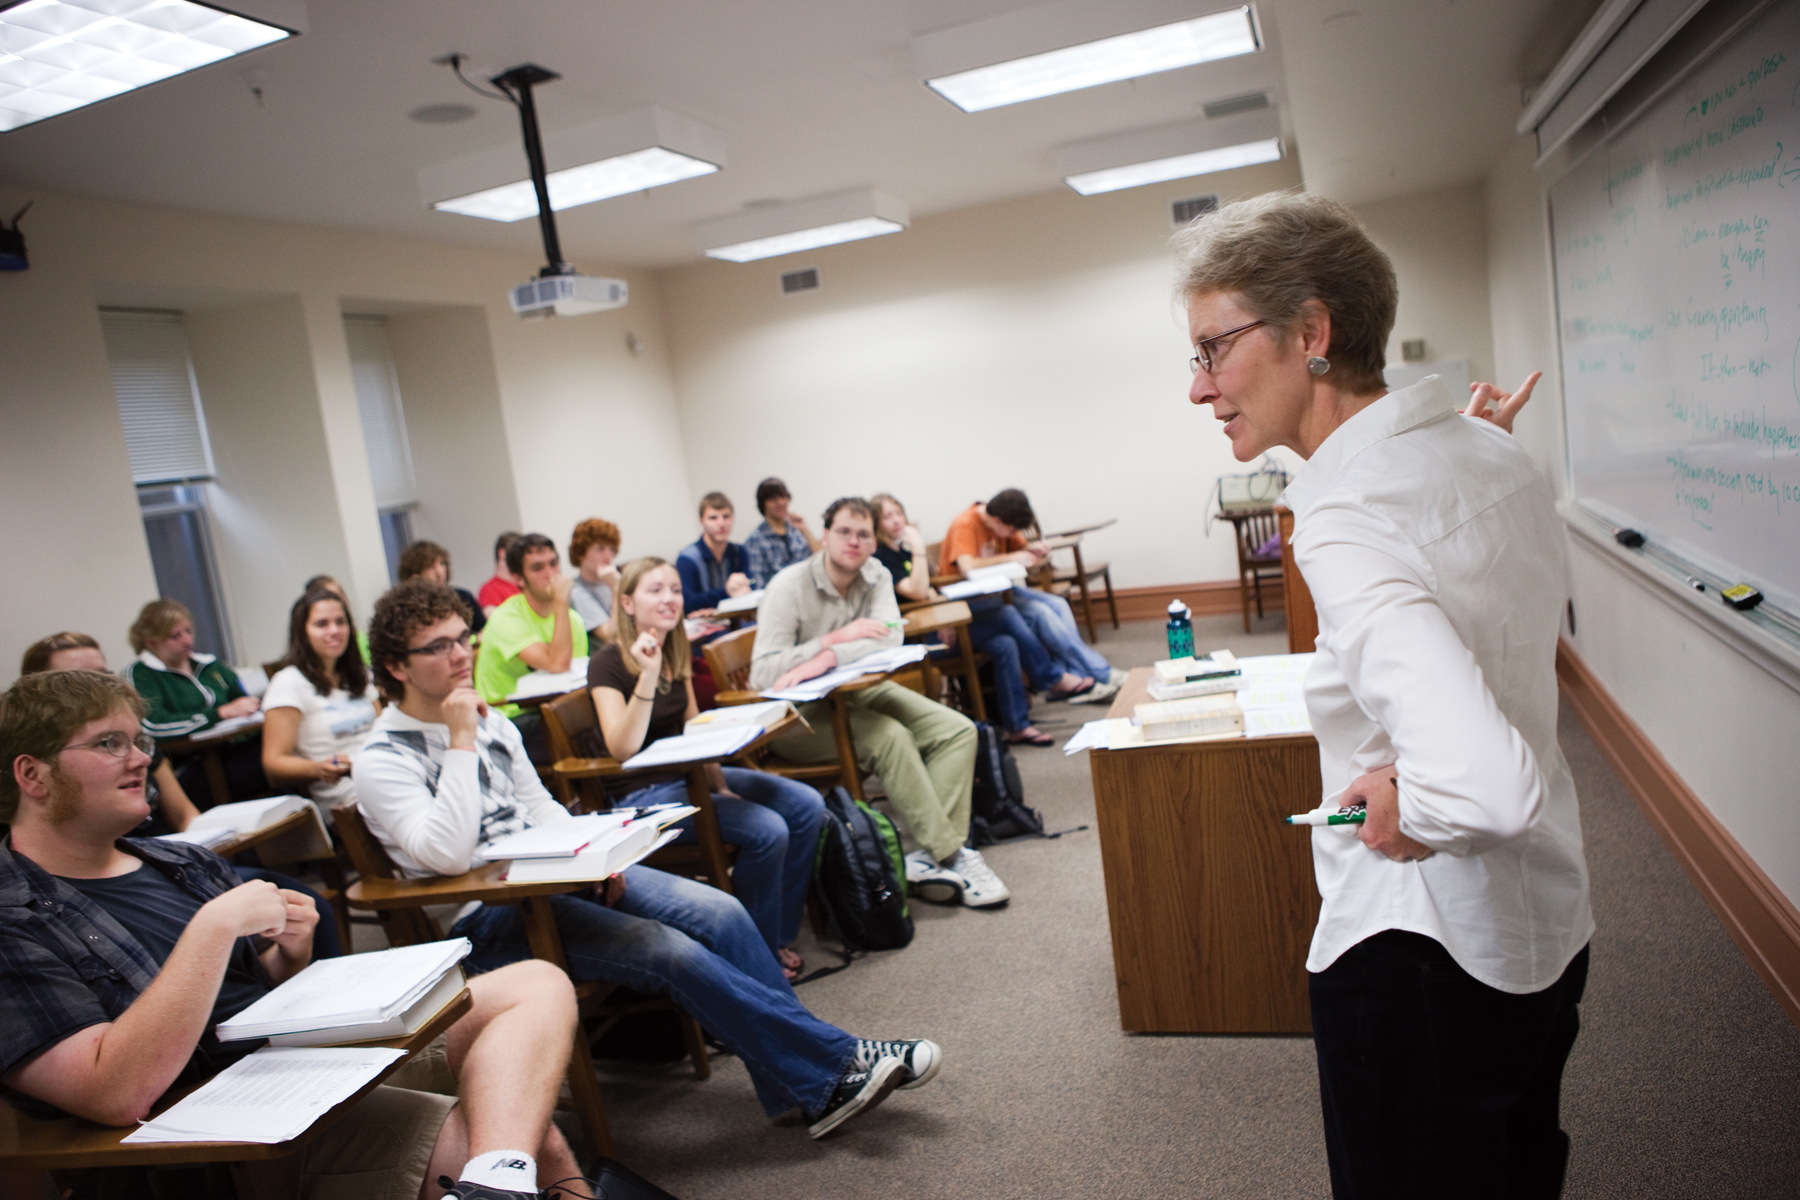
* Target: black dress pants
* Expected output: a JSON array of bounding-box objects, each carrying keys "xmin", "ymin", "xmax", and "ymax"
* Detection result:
[{"xmin": 1309, "ymin": 929, "xmax": 1590, "ymax": 1200}]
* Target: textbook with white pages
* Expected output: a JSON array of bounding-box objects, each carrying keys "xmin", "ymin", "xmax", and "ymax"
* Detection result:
[
  {"xmin": 189, "ymin": 711, "xmax": 265, "ymax": 743},
  {"xmin": 685, "ymin": 698, "xmax": 796, "ymax": 732},
  {"xmin": 713, "ymin": 589, "xmax": 763, "ymax": 615},
  {"xmin": 123, "ymin": 1046, "xmax": 407, "ymax": 1144},
  {"xmin": 157, "ymin": 794, "xmax": 330, "ymax": 858},
  {"xmin": 507, "ymin": 656, "xmax": 591, "ymax": 702},
  {"xmin": 500, "ymin": 811, "xmax": 697, "ymax": 884},
  {"xmin": 619, "ymin": 723, "xmax": 763, "ymax": 770},
  {"xmin": 216, "ymin": 939, "xmax": 472, "ymax": 1045}
]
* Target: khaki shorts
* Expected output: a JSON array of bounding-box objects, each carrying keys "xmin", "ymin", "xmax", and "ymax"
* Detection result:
[{"xmin": 230, "ymin": 1037, "xmax": 459, "ymax": 1200}]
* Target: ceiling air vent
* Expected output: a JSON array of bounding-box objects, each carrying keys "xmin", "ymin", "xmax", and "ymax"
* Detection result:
[
  {"xmin": 1170, "ymin": 194, "xmax": 1220, "ymax": 228},
  {"xmin": 780, "ymin": 267, "xmax": 821, "ymax": 296},
  {"xmin": 1202, "ymin": 91, "xmax": 1270, "ymax": 119}
]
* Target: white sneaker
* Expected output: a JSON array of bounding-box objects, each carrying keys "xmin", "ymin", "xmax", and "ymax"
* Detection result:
[
  {"xmin": 904, "ymin": 848, "xmax": 965, "ymax": 904},
  {"xmin": 948, "ymin": 847, "xmax": 1010, "ymax": 907}
]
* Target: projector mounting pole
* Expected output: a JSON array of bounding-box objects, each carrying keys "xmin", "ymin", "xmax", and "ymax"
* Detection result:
[{"xmin": 490, "ymin": 64, "xmax": 571, "ymax": 278}]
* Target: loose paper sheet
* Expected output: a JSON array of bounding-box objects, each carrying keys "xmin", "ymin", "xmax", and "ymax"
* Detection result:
[{"xmin": 123, "ymin": 1047, "xmax": 405, "ymax": 1143}]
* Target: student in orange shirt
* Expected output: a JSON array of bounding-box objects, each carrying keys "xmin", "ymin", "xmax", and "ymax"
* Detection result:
[{"xmin": 940, "ymin": 489, "xmax": 1121, "ymax": 706}]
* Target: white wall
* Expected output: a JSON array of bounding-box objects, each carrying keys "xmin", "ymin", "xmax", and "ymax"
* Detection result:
[
  {"xmin": 1484, "ymin": 135, "xmax": 1800, "ymax": 908},
  {"xmin": 661, "ymin": 161, "xmax": 1310, "ymax": 589},
  {"xmin": 1358, "ymin": 182, "xmax": 1496, "ymax": 387},
  {"xmin": 0, "ymin": 185, "xmax": 694, "ymax": 677}
]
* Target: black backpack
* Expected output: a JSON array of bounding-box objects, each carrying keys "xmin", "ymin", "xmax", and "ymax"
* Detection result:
[
  {"xmin": 813, "ymin": 787, "xmax": 913, "ymax": 952},
  {"xmin": 969, "ymin": 721, "xmax": 1046, "ymax": 845}
]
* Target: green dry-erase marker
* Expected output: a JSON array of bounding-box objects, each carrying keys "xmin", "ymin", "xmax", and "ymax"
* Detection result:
[{"xmin": 1285, "ymin": 807, "xmax": 1366, "ymax": 827}]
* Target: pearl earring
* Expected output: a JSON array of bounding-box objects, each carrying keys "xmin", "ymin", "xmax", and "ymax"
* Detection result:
[{"xmin": 1307, "ymin": 356, "xmax": 1331, "ymax": 376}]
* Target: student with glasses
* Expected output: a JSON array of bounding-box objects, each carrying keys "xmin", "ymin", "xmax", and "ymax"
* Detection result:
[
  {"xmin": 354, "ymin": 580, "xmax": 945, "ymax": 1140},
  {"xmin": 753, "ymin": 498, "xmax": 1010, "ymax": 909}
]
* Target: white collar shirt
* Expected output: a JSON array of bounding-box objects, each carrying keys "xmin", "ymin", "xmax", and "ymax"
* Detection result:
[{"xmin": 1283, "ymin": 376, "xmax": 1593, "ymax": 994}]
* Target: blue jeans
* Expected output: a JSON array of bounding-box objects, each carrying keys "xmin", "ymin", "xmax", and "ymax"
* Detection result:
[
  {"xmin": 967, "ymin": 604, "xmax": 1060, "ymax": 732},
  {"xmin": 452, "ymin": 866, "xmax": 856, "ymax": 1116},
  {"xmin": 625, "ymin": 767, "xmax": 826, "ymax": 953},
  {"xmin": 1012, "ymin": 586, "xmax": 1111, "ymax": 679}
]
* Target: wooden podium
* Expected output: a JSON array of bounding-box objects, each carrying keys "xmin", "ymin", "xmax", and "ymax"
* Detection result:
[{"xmin": 1089, "ymin": 512, "xmax": 1323, "ymax": 1033}]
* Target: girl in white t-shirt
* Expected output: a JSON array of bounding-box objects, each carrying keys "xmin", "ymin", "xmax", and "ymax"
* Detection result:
[{"xmin": 262, "ymin": 586, "xmax": 380, "ymax": 809}]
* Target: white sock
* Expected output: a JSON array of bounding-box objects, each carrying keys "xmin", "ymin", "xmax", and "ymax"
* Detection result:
[{"xmin": 459, "ymin": 1149, "xmax": 538, "ymax": 1193}]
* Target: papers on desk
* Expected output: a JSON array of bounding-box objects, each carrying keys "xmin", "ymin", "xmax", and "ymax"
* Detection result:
[
  {"xmin": 758, "ymin": 644, "xmax": 930, "ymax": 702},
  {"xmin": 157, "ymin": 795, "xmax": 328, "ymax": 857},
  {"xmin": 1062, "ymin": 720, "xmax": 1113, "ymax": 755},
  {"xmin": 217, "ymin": 939, "xmax": 471, "ymax": 1044},
  {"xmin": 939, "ymin": 574, "xmax": 1014, "ymax": 601},
  {"xmin": 190, "ymin": 711, "xmax": 265, "ymax": 743},
  {"xmin": 123, "ymin": 1047, "xmax": 406, "ymax": 1144},
  {"xmin": 714, "ymin": 589, "xmax": 763, "ymax": 615},
  {"xmin": 620, "ymin": 724, "xmax": 762, "ymax": 770},
  {"xmin": 506, "ymin": 657, "xmax": 591, "ymax": 703},
  {"xmin": 684, "ymin": 617, "xmax": 726, "ymax": 641},
  {"xmin": 1059, "ymin": 654, "xmax": 1319, "ymax": 754},
  {"xmin": 501, "ymin": 810, "xmax": 696, "ymax": 884}
]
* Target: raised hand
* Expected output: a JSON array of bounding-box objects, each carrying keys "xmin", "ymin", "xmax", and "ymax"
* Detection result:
[
  {"xmin": 1464, "ymin": 370, "xmax": 1541, "ymax": 434},
  {"xmin": 203, "ymin": 879, "xmax": 291, "ymax": 939},
  {"xmin": 629, "ymin": 630, "xmax": 664, "ymax": 678},
  {"xmin": 441, "ymin": 686, "xmax": 487, "ymax": 750}
]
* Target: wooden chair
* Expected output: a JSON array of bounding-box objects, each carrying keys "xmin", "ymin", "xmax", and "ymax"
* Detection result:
[
  {"xmin": 901, "ymin": 600, "xmax": 987, "ymax": 723},
  {"xmin": 1222, "ymin": 507, "xmax": 1284, "ymax": 633},
  {"xmin": 699, "ymin": 627, "xmax": 847, "ymax": 792},
  {"xmin": 1047, "ymin": 543, "xmax": 1118, "ymax": 642},
  {"xmin": 539, "ymin": 688, "xmax": 743, "ymax": 888},
  {"xmin": 335, "ymin": 806, "xmax": 714, "ymax": 1158}
]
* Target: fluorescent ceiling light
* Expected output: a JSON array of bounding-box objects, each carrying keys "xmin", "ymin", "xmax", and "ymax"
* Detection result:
[
  {"xmin": 696, "ymin": 189, "xmax": 910, "ymax": 263},
  {"xmin": 0, "ymin": 0, "xmax": 298, "ymax": 133},
  {"xmin": 420, "ymin": 106, "xmax": 726, "ymax": 223},
  {"xmin": 1056, "ymin": 108, "xmax": 1282, "ymax": 195},
  {"xmin": 917, "ymin": 3, "xmax": 1258, "ymax": 113},
  {"xmin": 433, "ymin": 148, "xmax": 717, "ymax": 222}
]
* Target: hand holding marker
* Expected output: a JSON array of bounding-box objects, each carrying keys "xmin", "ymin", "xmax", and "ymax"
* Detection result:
[{"xmin": 1285, "ymin": 804, "xmax": 1366, "ymax": 827}]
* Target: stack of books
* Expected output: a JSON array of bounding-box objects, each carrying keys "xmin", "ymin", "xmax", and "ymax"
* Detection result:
[
  {"xmin": 1147, "ymin": 651, "xmax": 1241, "ymax": 701},
  {"xmin": 1135, "ymin": 692, "xmax": 1246, "ymax": 741},
  {"xmin": 216, "ymin": 939, "xmax": 473, "ymax": 1047}
]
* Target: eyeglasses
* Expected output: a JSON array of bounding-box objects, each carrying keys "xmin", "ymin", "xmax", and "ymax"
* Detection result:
[
  {"xmin": 62, "ymin": 732, "xmax": 156, "ymax": 759},
  {"xmin": 1189, "ymin": 319, "xmax": 1268, "ymax": 375},
  {"xmin": 830, "ymin": 529, "xmax": 876, "ymax": 544},
  {"xmin": 403, "ymin": 629, "xmax": 474, "ymax": 658}
]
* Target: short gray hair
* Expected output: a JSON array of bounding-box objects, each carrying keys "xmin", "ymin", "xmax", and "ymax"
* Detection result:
[{"xmin": 1170, "ymin": 190, "xmax": 1397, "ymax": 395}]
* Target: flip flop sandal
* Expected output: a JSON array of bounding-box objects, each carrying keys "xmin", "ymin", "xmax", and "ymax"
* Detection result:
[{"xmin": 1006, "ymin": 730, "xmax": 1057, "ymax": 747}]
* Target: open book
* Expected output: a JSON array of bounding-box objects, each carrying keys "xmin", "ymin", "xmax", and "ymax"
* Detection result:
[
  {"xmin": 157, "ymin": 794, "xmax": 331, "ymax": 858},
  {"xmin": 713, "ymin": 588, "xmax": 764, "ymax": 615},
  {"xmin": 217, "ymin": 939, "xmax": 472, "ymax": 1045},
  {"xmin": 501, "ymin": 810, "xmax": 696, "ymax": 884},
  {"xmin": 507, "ymin": 656, "xmax": 591, "ymax": 702},
  {"xmin": 190, "ymin": 711, "xmax": 266, "ymax": 743},
  {"xmin": 760, "ymin": 644, "xmax": 930, "ymax": 702},
  {"xmin": 619, "ymin": 723, "xmax": 762, "ymax": 771}
]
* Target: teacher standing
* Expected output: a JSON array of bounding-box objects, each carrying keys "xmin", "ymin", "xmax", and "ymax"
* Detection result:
[{"xmin": 1173, "ymin": 192, "xmax": 1592, "ymax": 1199}]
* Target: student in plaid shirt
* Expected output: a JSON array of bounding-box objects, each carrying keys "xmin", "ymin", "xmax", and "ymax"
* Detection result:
[{"xmin": 744, "ymin": 476, "xmax": 821, "ymax": 587}]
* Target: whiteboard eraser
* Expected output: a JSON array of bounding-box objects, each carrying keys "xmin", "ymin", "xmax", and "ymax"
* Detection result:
[{"xmin": 1721, "ymin": 584, "xmax": 1763, "ymax": 611}]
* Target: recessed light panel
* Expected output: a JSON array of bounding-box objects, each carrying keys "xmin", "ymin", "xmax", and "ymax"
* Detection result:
[
  {"xmin": 420, "ymin": 107, "xmax": 727, "ymax": 222},
  {"xmin": 923, "ymin": 6, "xmax": 1258, "ymax": 113},
  {"xmin": 705, "ymin": 217, "xmax": 904, "ymax": 264},
  {"xmin": 0, "ymin": 0, "xmax": 294, "ymax": 132},
  {"xmin": 432, "ymin": 147, "xmax": 719, "ymax": 222},
  {"xmin": 1064, "ymin": 137, "xmax": 1281, "ymax": 194},
  {"xmin": 695, "ymin": 189, "xmax": 911, "ymax": 263}
]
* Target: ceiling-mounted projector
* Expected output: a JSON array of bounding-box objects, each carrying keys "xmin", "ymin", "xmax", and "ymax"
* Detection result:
[
  {"xmin": 439, "ymin": 57, "xmax": 631, "ymax": 319},
  {"xmin": 509, "ymin": 274, "xmax": 628, "ymax": 317}
]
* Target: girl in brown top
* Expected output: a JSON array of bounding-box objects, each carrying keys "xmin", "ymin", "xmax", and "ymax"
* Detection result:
[{"xmin": 589, "ymin": 557, "xmax": 826, "ymax": 980}]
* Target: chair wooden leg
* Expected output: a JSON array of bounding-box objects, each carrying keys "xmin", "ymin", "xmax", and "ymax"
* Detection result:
[
  {"xmin": 1103, "ymin": 566, "xmax": 1119, "ymax": 629},
  {"xmin": 1073, "ymin": 546, "xmax": 1097, "ymax": 642},
  {"xmin": 677, "ymin": 1011, "xmax": 712, "ymax": 1080},
  {"xmin": 565, "ymin": 1026, "xmax": 617, "ymax": 1159},
  {"xmin": 828, "ymin": 695, "xmax": 866, "ymax": 802},
  {"xmin": 683, "ymin": 766, "xmax": 735, "ymax": 895},
  {"xmin": 317, "ymin": 854, "xmax": 353, "ymax": 949},
  {"xmin": 1240, "ymin": 571, "xmax": 1252, "ymax": 634},
  {"xmin": 955, "ymin": 632, "xmax": 987, "ymax": 723}
]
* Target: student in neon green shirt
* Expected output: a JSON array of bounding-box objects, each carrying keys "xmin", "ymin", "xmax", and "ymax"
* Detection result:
[{"xmin": 474, "ymin": 534, "xmax": 588, "ymax": 759}]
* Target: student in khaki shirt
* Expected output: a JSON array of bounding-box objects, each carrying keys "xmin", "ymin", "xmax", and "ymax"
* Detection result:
[{"xmin": 751, "ymin": 497, "xmax": 1011, "ymax": 909}]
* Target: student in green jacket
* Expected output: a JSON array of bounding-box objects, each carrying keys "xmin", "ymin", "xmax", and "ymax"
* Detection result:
[{"xmin": 123, "ymin": 598, "xmax": 268, "ymax": 805}]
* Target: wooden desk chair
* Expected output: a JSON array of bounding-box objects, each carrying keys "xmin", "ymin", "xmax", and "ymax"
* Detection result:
[
  {"xmin": 902, "ymin": 600, "xmax": 987, "ymax": 723},
  {"xmin": 336, "ymin": 807, "xmax": 711, "ymax": 1159},
  {"xmin": 539, "ymin": 689, "xmax": 740, "ymax": 890},
  {"xmin": 699, "ymin": 628, "xmax": 846, "ymax": 793},
  {"xmin": 1047, "ymin": 542, "xmax": 1118, "ymax": 642},
  {"xmin": 922, "ymin": 540, "xmax": 963, "ymax": 589},
  {"xmin": 1222, "ymin": 508, "xmax": 1284, "ymax": 633}
]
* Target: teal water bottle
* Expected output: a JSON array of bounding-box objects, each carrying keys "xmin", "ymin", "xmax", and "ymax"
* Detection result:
[{"xmin": 1166, "ymin": 599, "xmax": 1194, "ymax": 660}]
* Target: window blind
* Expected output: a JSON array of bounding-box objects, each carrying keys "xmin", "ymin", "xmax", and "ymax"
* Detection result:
[
  {"xmin": 99, "ymin": 310, "xmax": 216, "ymax": 485},
  {"xmin": 344, "ymin": 316, "xmax": 419, "ymax": 510}
]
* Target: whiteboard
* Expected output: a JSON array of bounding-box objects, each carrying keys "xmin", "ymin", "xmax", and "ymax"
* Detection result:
[{"xmin": 1549, "ymin": 1, "xmax": 1800, "ymax": 612}]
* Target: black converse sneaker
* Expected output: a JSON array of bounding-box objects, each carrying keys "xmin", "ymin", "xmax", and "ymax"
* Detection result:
[
  {"xmin": 806, "ymin": 1055, "xmax": 905, "ymax": 1138},
  {"xmin": 853, "ymin": 1037, "xmax": 943, "ymax": 1090}
]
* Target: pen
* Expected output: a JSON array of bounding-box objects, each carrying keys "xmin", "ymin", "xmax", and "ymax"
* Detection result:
[{"xmin": 1284, "ymin": 807, "xmax": 1366, "ymax": 826}]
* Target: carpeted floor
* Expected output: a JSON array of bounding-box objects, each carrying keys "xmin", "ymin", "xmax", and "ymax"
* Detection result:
[{"xmin": 440, "ymin": 612, "xmax": 1800, "ymax": 1197}]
